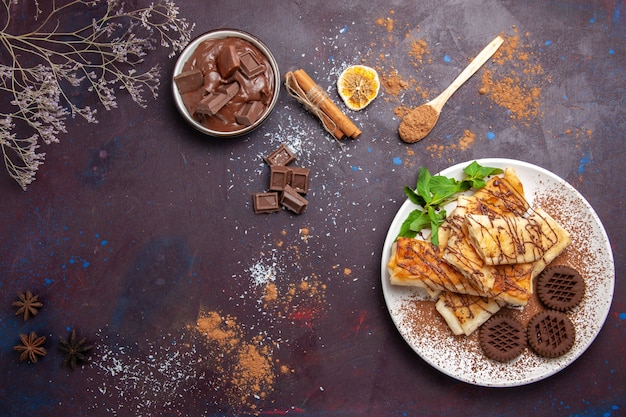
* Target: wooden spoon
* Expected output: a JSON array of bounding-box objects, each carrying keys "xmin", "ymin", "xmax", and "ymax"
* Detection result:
[{"xmin": 398, "ymin": 35, "xmax": 504, "ymax": 143}]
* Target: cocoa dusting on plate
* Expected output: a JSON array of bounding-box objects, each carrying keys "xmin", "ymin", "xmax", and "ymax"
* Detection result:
[{"xmin": 386, "ymin": 163, "xmax": 614, "ymax": 386}]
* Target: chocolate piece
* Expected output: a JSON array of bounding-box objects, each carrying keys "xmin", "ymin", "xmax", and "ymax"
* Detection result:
[
  {"xmin": 527, "ymin": 310, "xmax": 575, "ymax": 358},
  {"xmin": 281, "ymin": 185, "xmax": 308, "ymax": 214},
  {"xmin": 536, "ymin": 265, "xmax": 585, "ymax": 311},
  {"xmin": 264, "ymin": 144, "xmax": 296, "ymax": 166},
  {"xmin": 195, "ymin": 82, "xmax": 240, "ymax": 116},
  {"xmin": 290, "ymin": 167, "xmax": 310, "ymax": 194},
  {"xmin": 174, "ymin": 69, "xmax": 204, "ymax": 93},
  {"xmin": 239, "ymin": 51, "xmax": 265, "ymax": 78},
  {"xmin": 253, "ymin": 192, "xmax": 280, "ymax": 214},
  {"xmin": 479, "ymin": 315, "xmax": 526, "ymax": 362},
  {"xmin": 216, "ymin": 45, "xmax": 240, "ymax": 78},
  {"xmin": 235, "ymin": 101, "xmax": 265, "ymax": 126},
  {"xmin": 269, "ymin": 165, "xmax": 292, "ymax": 191}
]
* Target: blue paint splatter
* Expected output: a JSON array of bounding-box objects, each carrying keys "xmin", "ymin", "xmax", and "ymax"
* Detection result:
[
  {"xmin": 351, "ymin": 166, "xmax": 359, "ymax": 171},
  {"xmin": 618, "ymin": 312, "xmax": 626, "ymax": 320},
  {"xmin": 487, "ymin": 131, "xmax": 496, "ymax": 140},
  {"xmin": 44, "ymin": 278, "xmax": 54, "ymax": 286},
  {"xmin": 101, "ymin": 240, "xmax": 108, "ymax": 246},
  {"xmin": 443, "ymin": 55, "xmax": 451, "ymax": 63},
  {"xmin": 339, "ymin": 25, "xmax": 348, "ymax": 34},
  {"xmin": 578, "ymin": 152, "xmax": 591, "ymax": 174},
  {"xmin": 367, "ymin": 147, "xmax": 372, "ymax": 153},
  {"xmin": 545, "ymin": 40, "xmax": 552, "ymax": 46},
  {"xmin": 392, "ymin": 157, "xmax": 402, "ymax": 166},
  {"xmin": 609, "ymin": 49, "xmax": 614, "ymax": 55}
]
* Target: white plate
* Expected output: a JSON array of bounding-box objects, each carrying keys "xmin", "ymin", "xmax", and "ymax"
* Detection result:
[{"xmin": 380, "ymin": 158, "xmax": 615, "ymax": 387}]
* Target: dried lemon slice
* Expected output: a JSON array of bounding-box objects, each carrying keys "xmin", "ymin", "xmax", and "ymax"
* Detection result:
[{"xmin": 337, "ymin": 65, "xmax": 380, "ymax": 110}]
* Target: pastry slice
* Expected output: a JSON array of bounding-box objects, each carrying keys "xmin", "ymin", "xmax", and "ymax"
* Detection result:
[
  {"xmin": 388, "ymin": 237, "xmax": 534, "ymax": 305},
  {"xmin": 441, "ymin": 168, "xmax": 530, "ymax": 291},
  {"xmin": 435, "ymin": 291, "xmax": 505, "ymax": 336},
  {"xmin": 465, "ymin": 208, "xmax": 571, "ymax": 266},
  {"xmin": 388, "ymin": 238, "xmax": 470, "ymax": 298}
]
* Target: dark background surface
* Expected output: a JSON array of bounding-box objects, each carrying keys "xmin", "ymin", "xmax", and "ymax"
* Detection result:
[{"xmin": 1, "ymin": 0, "xmax": 624, "ymax": 416}]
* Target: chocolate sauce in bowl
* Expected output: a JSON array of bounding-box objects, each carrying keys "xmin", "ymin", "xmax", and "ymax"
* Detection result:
[{"xmin": 176, "ymin": 37, "xmax": 275, "ymax": 133}]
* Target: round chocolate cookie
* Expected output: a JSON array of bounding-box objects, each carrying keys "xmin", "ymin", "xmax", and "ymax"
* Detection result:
[
  {"xmin": 527, "ymin": 310, "xmax": 575, "ymax": 358},
  {"xmin": 537, "ymin": 265, "xmax": 585, "ymax": 311},
  {"xmin": 479, "ymin": 315, "xmax": 526, "ymax": 362}
]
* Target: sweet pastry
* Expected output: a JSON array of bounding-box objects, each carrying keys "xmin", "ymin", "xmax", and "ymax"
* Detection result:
[
  {"xmin": 465, "ymin": 208, "xmax": 571, "ymax": 266},
  {"xmin": 435, "ymin": 292, "xmax": 504, "ymax": 336},
  {"xmin": 440, "ymin": 168, "xmax": 531, "ymax": 292},
  {"xmin": 479, "ymin": 315, "xmax": 526, "ymax": 362},
  {"xmin": 536, "ymin": 265, "xmax": 585, "ymax": 311},
  {"xmin": 527, "ymin": 310, "xmax": 575, "ymax": 357}
]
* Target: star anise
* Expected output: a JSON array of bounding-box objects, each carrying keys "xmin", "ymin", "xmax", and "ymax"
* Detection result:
[
  {"xmin": 58, "ymin": 330, "xmax": 93, "ymax": 369},
  {"xmin": 13, "ymin": 289, "xmax": 43, "ymax": 321},
  {"xmin": 14, "ymin": 332, "xmax": 47, "ymax": 363}
]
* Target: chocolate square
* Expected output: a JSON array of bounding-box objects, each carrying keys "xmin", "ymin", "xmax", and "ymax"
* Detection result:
[
  {"xmin": 195, "ymin": 82, "xmax": 240, "ymax": 116},
  {"xmin": 174, "ymin": 69, "xmax": 204, "ymax": 93},
  {"xmin": 216, "ymin": 45, "xmax": 240, "ymax": 78},
  {"xmin": 235, "ymin": 101, "xmax": 265, "ymax": 126},
  {"xmin": 264, "ymin": 144, "xmax": 296, "ymax": 166},
  {"xmin": 281, "ymin": 185, "xmax": 308, "ymax": 214},
  {"xmin": 239, "ymin": 51, "xmax": 265, "ymax": 78},
  {"xmin": 269, "ymin": 165, "xmax": 292, "ymax": 191},
  {"xmin": 290, "ymin": 167, "xmax": 310, "ymax": 194},
  {"xmin": 253, "ymin": 192, "xmax": 280, "ymax": 214}
]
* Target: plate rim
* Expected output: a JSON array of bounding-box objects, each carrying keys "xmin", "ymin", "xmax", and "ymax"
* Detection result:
[{"xmin": 380, "ymin": 158, "xmax": 615, "ymax": 387}]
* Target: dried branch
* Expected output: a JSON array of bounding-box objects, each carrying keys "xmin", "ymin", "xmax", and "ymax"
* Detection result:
[{"xmin": 0, "ymin": 0, "xmax": 194, "ymax": 189}]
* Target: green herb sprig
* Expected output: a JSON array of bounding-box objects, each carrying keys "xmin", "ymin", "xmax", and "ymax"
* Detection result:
[{"xmin": 398, "ymin": 161, "xmax": 503, "ymax": 246}]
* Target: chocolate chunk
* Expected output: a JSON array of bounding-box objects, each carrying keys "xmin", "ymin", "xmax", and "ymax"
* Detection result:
[
  {"xmin": 253, "ymin": 192, "xmax": 280, "ymax": 214},
  {"xmin": 290, "ymin": 167, "xmax": 310, "ymax": 194},
  {"xmin": 281, "ymin": 185, "xmax": 308, "ymax": 214},
  {"xmin": 174, "ymin": 69, "xmax": 204, "ymax": 93},
  {"xmin": 195, "ymin": 82, "xmax": 240, "ymax": 116},
  {"xmin": 239, "ymin": 51, "xmax": 265, "ymax": 78},
  {"xmin": 536, "ymin": 265, "xmax": 585, "ymax": 311},
  {"xmin": 235, "ymin": 101, "xmax": 265, "ymax": 126},
  {"xmin": 216, "ymin": 45, "xmax": 240, "ymax": 78},
  {"xmin": 269, "ymin": 165, "xmax": 292, "ymax": 191},
  {"xmin": 527, "ymin": 310, "xmax": 575, "ymax": 358},
  {"xmin": 264, "ymin": 144, "xmax": 296, "ymax": 166},
  {"xmin": 479, "ymin": 315, "xmax": 526, "ymax": 362}
]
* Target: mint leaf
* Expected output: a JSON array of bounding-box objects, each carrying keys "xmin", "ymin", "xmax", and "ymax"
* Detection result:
[
  {"xmin": 398, "ymin": 209, "xmax": 423, "ymax": 238},
  {"xmin": 416, "ymin": 167, "xmax": 432, "ymax": 204},
  {"xmin": 409, "ymin": 210, "xmax": 431, "ymax": 233},
  {"xmin": 427, "ymin": 206, "xmax": 447, "ymax": 247},
  {"xmin": 403, "ymin": 186, "xmax": 426, "ymax": 207},
  {"xmin": 463, "ymin": 161, "xmax": 503, "ymax": 180},
  {"xmin": 397, "ymin": 161, "xmax": 504, "ymax": 245},
  {"xmin": 428, "ymin": 175, "xmax": 462, "ymax": 206}
]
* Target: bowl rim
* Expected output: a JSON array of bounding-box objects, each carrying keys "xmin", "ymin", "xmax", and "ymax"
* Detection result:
[{"xmin": 171, "ymin": 28, "xmax": 281, "ymax": 138}]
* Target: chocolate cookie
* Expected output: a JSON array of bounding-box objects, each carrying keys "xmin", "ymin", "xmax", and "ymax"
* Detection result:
[
  {"xmin": 537, "ymin": 265, "xmax": 585, "ymax": 311},
  {"xmin": 527, "ymin": 310, "xmax": 575, "ymax": 358},
  {"xmin": 479, "ymin": 315, "xmax": 526, "ymax": 362}
]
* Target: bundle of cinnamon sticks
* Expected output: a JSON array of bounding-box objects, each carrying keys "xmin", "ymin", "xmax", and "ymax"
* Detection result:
[{"xmin": 285, "ymin": 69, "xmax": 361, "ymax": 140}]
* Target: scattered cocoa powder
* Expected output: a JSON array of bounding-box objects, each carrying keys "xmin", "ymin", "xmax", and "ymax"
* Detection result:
[
  {"xmin": 193, "ymin": 311, "xmax": 276, "ymax": 411},
  {"xmin": 479, "ymin": 30, "xmax": 546, "ymax": 122},
  {"xmin": 409, "ymin": 38, "xmax": 430, "ymax": 64}
]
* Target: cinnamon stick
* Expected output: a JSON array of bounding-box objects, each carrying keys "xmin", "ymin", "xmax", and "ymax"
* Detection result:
[{"xmin": 289, "ymin": 69, "xmax": 361, "ymax": 139}]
